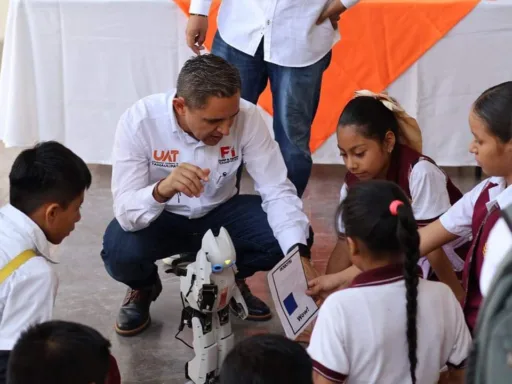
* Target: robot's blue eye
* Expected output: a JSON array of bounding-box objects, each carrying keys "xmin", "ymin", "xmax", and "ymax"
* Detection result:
[{"xmin": 212, "ymin": 264, "xmax": 223, "ymax": 273}]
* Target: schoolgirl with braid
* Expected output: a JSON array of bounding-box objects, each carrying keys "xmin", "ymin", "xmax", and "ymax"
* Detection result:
[{"xmin": 308, "ymin": 180, "xmax": 471, "ymax": 384}]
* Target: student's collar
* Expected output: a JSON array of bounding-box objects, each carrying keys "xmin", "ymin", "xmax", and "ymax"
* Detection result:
[
  {"xmin": 349, "ymin": 262, "xmax": 422, "ymax": 288},
  {"xmin": 349, "ymin": 263, "xmax": 405, "ymax": 288},
  {"xmin": 1, "ymin": 204, "xmax": 56, "ymax": 263},
  {"xmin": 487, "ymin": 177, "xmax": 512, "ymax": 212}
]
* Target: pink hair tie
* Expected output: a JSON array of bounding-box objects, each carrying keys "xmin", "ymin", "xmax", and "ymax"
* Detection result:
[{"xmin": 389, "ymin": 200, "xmax": 404, "ymax": 216}]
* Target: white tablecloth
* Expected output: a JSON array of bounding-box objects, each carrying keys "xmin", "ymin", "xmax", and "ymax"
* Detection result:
[{"xmin": 1, "ymin": 0, "xmax": 512, "ymax": 166}]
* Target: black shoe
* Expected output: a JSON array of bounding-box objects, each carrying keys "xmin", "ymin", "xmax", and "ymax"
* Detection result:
[
  {"xmin": 115, "ymin": 276, "xmax": 162, "ymax": 336},
  {"xmin": 230, "ymin": 279, "xmax": 272, "ymax": 322}
]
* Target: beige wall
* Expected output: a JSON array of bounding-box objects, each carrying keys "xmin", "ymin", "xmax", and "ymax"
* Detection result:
[{"xmin": 0, "ymin": 0, "xmax": 8, "ymax": 41}]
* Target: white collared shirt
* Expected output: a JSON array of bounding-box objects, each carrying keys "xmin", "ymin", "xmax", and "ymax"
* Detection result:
[
  {"xmin": 440, "ymin": 177, "xmax": 512, "ymax": 239},
  {"xmin": 0, "ymin": 204, "xmax": 58, "ymax": 350},
  {"xmin": 112, "ymin": 90, "xmax": 310, "ymax": 254},
  {"xmin": 189, "ymin": 0, "xmax": 360, "ymax": 67},
  {"xmin": 480, "ymin": 214, "xmax": 512, "ymax": 296},
  {"xmin": 308, "ymin": 266, "xmax": 471, "ymax": 383}
]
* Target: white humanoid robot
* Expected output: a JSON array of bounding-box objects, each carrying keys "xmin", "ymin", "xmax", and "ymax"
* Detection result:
[{"xmin": 166, "ymin": 227, "xmax": 248, "ymax": 384}]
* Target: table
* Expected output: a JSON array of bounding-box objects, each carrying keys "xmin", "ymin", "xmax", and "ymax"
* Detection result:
[{"xmin": 1, "ymin": 0, "xmax": 512, "ymax": 166}]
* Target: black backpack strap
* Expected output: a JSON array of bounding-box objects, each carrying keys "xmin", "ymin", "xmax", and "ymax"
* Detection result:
[{"xmin": 502, "ymin": 204, "xmax": 512, "ymax": 232}]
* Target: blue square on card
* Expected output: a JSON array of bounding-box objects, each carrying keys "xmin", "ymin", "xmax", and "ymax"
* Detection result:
[{"xmin": 283, "ymin": 293, "xmax": 298, "ymax": 315}]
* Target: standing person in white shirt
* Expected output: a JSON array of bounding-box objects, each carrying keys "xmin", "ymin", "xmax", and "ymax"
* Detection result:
[
  {"xmin": 101, "ymin": 54, "xmax": 316, "ymax": 336},
  {"xmin": 185, "ymin": 0, "xmax": 360, "ymax": 197},
  {"xmin": 308, "ymin": 180, "xmax": 471, "ymax": 384},
  {"xmin": 0, "ymin": 142, "xmax": 91, "ymax": 384}
]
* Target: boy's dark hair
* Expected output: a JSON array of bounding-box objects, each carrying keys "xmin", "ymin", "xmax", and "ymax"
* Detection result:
[
  {"xmin": 176, "ymin": 54, "xmax": 242, "ymax": 110},
  {"xmin": 219, "ymin": 334, "xmax": 313, "ymax": 384},
  {"xmin": 338, "ymin": 180, "xmax": 420, "ymax": 384},
  {"xmin": 338, "ymin": 96, "xmax": 400, "ymax": 150},
  {"xmin": 7, "ymin": 320, "xmax": 111, "ymax": 384},
  {"xmin": 473, "ymin": 81, "xmax": 512, "ymax": 143},
  {"xmin": 9, "ymin": 141, "xmax": 92, "ymax": 215}
]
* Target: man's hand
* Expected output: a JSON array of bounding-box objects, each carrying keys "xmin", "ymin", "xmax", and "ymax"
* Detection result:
[
  {"xmin": 154, "ymin": 163, "xmax": 210, "ymax": 202},
  {"xmin": 317, "ymin": 0, "xmax": 347, "ymax": 30},
  {"xmin": 306, "ymin": 265, "xmax": 361, "ymax": 300},
  {"xmin": 186, "ymin": 15, "xmax": 209, "ymax": 55}
]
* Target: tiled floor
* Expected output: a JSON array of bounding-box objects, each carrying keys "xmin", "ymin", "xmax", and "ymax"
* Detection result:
[{"xmin": 0, "ymin": 142, "xmax": 481, "ymax": 383}]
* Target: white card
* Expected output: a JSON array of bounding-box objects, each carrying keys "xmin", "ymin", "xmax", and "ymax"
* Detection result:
[{"xmin": 267, "ymin": 247, "xmax": 319, "ymax": 340}]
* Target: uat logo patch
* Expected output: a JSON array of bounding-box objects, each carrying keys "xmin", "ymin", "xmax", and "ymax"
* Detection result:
[{"xmin": 152, "ymin": 149, "xmax": 179, "ymax": 168}]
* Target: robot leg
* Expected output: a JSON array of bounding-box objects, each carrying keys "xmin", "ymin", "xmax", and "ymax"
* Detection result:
[
  {"xmin": 181, "ymin": 308, "xmax": 218, "ymax": 384},
  {"xmin": 229, "ymin": 284, "xmax": 248, "ymax": 320},
  {"xmin": 215, "ymin": 306, "xmax": 235, "ymax": 370}
]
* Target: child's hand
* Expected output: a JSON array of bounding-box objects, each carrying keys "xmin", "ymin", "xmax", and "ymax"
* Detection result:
[
  {"xmin": 306, "ymin": 273, "xmax": 345, "ymax": 300},
  {"xmin": 306, "ymin": 266, "xmax": 361, "ymax": 300}
]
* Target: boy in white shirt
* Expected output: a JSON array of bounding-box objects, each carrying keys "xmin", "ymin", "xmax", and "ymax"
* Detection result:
[{"xmin": 0, "ymin": 141, "xmax": 91, "ymax": 383}]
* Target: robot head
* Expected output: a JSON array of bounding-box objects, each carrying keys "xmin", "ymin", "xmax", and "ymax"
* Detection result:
[{"xmin": 201, "ymin": 227, "xmax": 237, "ymax": 273}]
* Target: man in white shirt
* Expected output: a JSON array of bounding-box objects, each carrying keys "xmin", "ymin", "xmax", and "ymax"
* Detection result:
[
  {"xmin": 186, "ymin": 0, "xmax": 360, "ymax": 197},
  {"xmin": 101, "ymin": 54, "xmax": 314, "ymax": 336}
]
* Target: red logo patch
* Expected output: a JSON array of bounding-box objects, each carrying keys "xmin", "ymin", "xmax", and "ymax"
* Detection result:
[{"xmin": 219, "ymin": 146, "xmax": 239, "ymax": 164}]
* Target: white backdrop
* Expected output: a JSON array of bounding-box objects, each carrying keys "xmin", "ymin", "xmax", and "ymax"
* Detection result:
[{"xmin": 1, "ymin": 0, "xmax": 512, "ymax": 166}]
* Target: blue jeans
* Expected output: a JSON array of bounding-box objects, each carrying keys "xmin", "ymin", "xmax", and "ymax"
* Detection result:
[
  {"xmin": 102, "ymin": 195, "xmax": 291, "ymax": 289},
  {"xmin": 212, "ymin": 32, "xmax": 332, "ymax": 197}
]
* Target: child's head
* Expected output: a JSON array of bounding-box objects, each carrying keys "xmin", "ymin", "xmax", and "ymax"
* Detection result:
[
  {"xmin": 338, "ymin": 179, "xmax": 419, "ymax": 269},
  {"xmin": 8, "ymin": 321, "xmax": 112, "ymax": 384},
  {"xmin": 337, "ymin": 96, "xmax": 399, "ymax": 180},
  {"xmin": 9, "ymin": 141, "xmax": 91, "ymax": 244},
  {"xmin": 219, "ymin": 334, "xmax": 313, "ymax": 384},
  {"xmin": 338, "ymin": 180, "xmax": 420, "ymax": 383},
  {"xmin": 470, "ymin": 81, "xmax": 512, "ymax": 179}
]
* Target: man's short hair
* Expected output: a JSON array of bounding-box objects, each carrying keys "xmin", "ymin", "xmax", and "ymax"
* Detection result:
[
  {"xmin": 176, "ymin": 54, "xmax": 241, "ymax": 109},
  {"xmin": 7, "ymin": 321, "xmax": 111, "ymax": 384},
  {"xmin": 219, "ymin": 334, "xmax": 313, "ymax": 384},
  {"xmin": 9, "ymin": 141, "xmax": 92, "ymax": 215}
]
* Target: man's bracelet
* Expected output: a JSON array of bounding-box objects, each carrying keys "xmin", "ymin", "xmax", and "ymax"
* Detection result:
[{"xmin": 190, "ymin": 13, "xmax": 208, "ymax": 18}]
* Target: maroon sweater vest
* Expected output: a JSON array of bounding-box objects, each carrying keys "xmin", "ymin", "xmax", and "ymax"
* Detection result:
[{"xmin": 462, "ymin": 182, "xmax": 501, "ymax": 333}]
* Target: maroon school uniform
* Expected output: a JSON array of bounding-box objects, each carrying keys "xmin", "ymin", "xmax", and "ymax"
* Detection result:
[
  {"xmin": 462, "ymin": 182, "xmax": 501, "ymax": 332},
  {"xmin": 345, "ymin": 144, "xmax": 462, "ymax": 215},
  {"xmin": 440, "ymin": 177, "xmax": 512, "ymax": 333},
  {"xmin": 344, "ymin": 144, "xmax": 470, "ymax": 278},
  {"xmin": 308, "ymin": 263, "xmax": 472, "ymax": 383}
]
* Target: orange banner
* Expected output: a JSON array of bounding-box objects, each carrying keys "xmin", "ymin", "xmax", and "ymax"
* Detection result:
[{"xmin": 175, "ymin": 0, "xmax": 479, "ymax": 152}]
